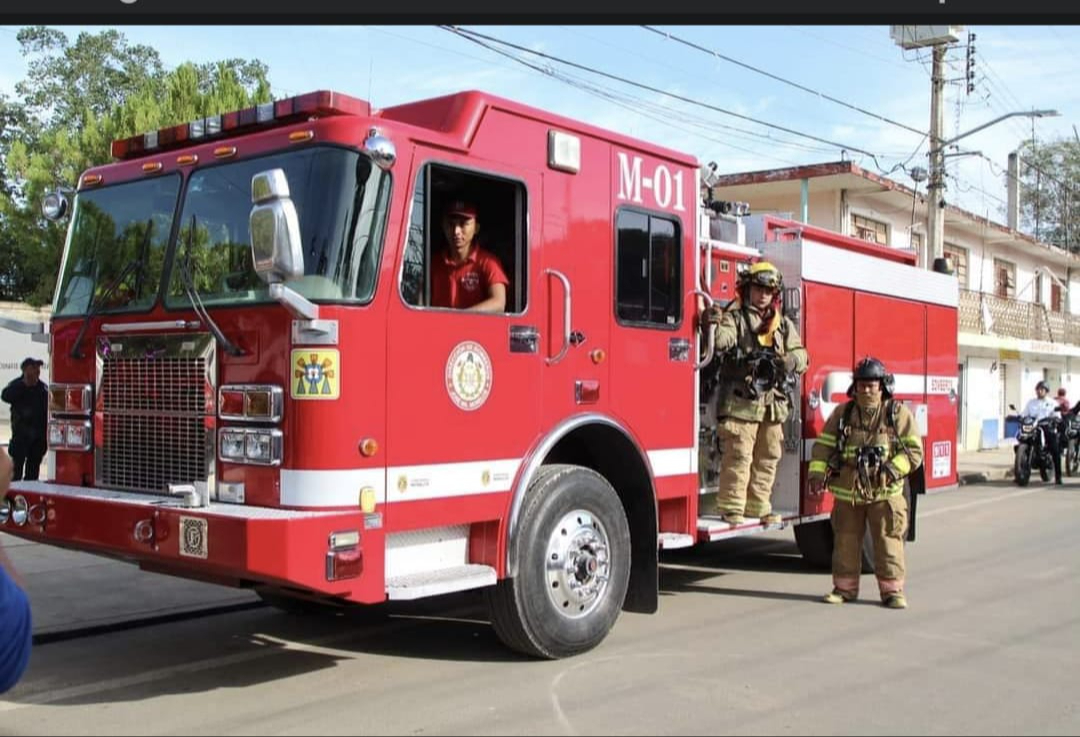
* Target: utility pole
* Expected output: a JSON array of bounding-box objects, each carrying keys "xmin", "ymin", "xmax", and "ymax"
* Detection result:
[
  {"xmin": 891, "ymin": 26, "xmax": 1055, "ymax": 270},
  {"xmin": 926, "ymin": 43, "xmax": 947, "ymax": 272}
]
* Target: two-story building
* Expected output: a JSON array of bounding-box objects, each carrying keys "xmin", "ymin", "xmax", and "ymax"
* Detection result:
[{"xmin": 708, "ymin": 160, "xmax": 1080, "ymax": 451}]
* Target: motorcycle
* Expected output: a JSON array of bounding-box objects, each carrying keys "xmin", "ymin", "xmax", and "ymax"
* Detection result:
[
  {"xmin": 1063, "ymin": 412, "xmax": 1080, "ymax": 477},
  {"xmin": 1010, "ymin": 405, "xmax": 1060, "ymax": 487}
]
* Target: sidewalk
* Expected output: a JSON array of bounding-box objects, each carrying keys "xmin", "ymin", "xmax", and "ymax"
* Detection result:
[{"xmin": 956, "ymin": 444, "xmax": 1016, "ymax": 485}]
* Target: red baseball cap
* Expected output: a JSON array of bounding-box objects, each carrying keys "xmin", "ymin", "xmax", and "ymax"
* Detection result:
[{"xmin": 445, "ymin": 200, "xmax": 478, "ymax": 219}]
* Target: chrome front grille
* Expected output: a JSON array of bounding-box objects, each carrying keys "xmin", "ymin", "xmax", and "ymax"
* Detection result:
[{"xmin": 96, "ymin": 333, "xmax": 216, "ymax": 494}]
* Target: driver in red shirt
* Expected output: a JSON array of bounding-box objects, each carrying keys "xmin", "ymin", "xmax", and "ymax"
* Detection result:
[{"xmin": 430, "ymin": 200, "xmax": 509, "ymax": 313}]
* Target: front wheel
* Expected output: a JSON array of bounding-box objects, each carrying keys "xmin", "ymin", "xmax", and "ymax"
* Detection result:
[
  {"xmin": 1014, "ymin": 444, "xmax": 1032, "ymax": 487},
  {"xmin": 1040, "ymin": 459, "xmax": 1052, "ymax": 483},
  {"xmin": 486, "ymin": 465, "xmax": 631, "ymax": 659}
]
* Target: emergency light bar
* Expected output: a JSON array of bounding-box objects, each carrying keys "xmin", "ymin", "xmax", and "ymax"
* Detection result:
[{"xmin": 110, "ymin": 90, "xmax": 371, "ymax": 161}]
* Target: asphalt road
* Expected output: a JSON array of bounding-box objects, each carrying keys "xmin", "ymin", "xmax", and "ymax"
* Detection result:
[{"xmin": 2, "ymin": 480, "xmax": 1078, "ymax": 736}]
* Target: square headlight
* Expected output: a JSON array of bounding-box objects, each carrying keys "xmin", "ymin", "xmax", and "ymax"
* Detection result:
[{"xmin": 220, "ymin": 430, "xmax": 246, "ymax": 460}]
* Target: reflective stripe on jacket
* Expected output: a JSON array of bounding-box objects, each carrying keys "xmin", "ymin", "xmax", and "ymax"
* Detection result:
[{"xmin": 808, "ymin": 399, "xmax": 923, "ymax": 504}]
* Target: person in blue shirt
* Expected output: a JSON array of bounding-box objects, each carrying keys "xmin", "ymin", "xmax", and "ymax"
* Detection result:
[{"xmin": 0, "ymin": 446, "xmax": 32, "ymax": 693}]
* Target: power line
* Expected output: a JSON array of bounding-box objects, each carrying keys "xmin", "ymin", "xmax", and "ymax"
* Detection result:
[
  {"xmin": 640, "ymin": 25, "xmax": 928, "ymax": 140},
  {"xmin": 435, "ymin": 27, "xmax": 825, "ymax": 167},
  {"xmin": 440, "ymin": 25, "xmax": 889, "ymax": 168},
  {"xmin": 784, "ymin": 26, "xmax": 928, "ymax": 76},
  {"xmin": 554, "ymin": 25, "xmax": 915, "ymax": 158}
]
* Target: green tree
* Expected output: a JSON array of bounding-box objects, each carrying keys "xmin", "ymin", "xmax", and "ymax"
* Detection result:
[
  {"xmin": 0, "ymin": 26, "xmax": 272, "ymax": 305},
  {"xmin": 1016, "ymin": 136, "xmax": 1080, "ymax": 252}
]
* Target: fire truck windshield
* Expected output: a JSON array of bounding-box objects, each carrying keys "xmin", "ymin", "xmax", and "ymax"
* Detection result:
[
  {"xmin": 53, "ymin": 174, "xmax": 180, "ymax": 317},
  {"xmin": 52, "ymin": 146, "xmax": 391, "ymax": 317},
  {"xmin": 164, "ymin": 145, "xmax": 390, "ymax": 309}
]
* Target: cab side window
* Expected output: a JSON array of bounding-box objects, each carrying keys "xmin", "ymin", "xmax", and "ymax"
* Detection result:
[
  {"xmin": 615, "ymin": 208, "xmax": 682, "ymax": 327},
  {"xmin": 401, "ymin": 163, "xmax": 528, "ymax": 314}
]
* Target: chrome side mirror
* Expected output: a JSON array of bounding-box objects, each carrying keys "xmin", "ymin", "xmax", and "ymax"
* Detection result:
[
  {"xmin": 363, "ymin": 127, "xmax": 396, "ymax": 170},
  {"xmin": 249, "ymin": 169, "xmax": 304, "ymax": 284}
]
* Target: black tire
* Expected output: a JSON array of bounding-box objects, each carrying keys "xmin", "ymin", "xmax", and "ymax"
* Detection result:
[
  {"xmin": 485, "ymin": 464, "xmax": 631, "ymax": 659},
  {"xmin": 1014, "ymin": 444, "xmax": 1032, "ymax": 487},
  {"xmin": 794, "ymin": 517, "xmax": 874, "ymax": 574},
  {"xmin": 1040, "ymin": 464, "xmax": 1051, "ymax": 482},
  {"xmin": 1068, "ymin": 439, "xmax": 1080, "ymax": 477}
]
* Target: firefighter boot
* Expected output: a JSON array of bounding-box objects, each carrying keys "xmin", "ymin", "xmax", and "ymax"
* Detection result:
[
  {"xmin": 760, "ymin": 513, "xmax": 782, "ymax": 526},
  {"xmin": 823, "ymin": 589, "xmax": 857, "ymax": 604},
  {"xmin": 882, "ymin": 593, "xmax": 908, "ymax": 609},
  {"xmin": 722, "ymin": 513, "xmax": 746, "ymax": 526}
]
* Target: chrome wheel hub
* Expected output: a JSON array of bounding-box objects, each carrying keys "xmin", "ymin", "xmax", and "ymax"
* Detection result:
[{"xmin": 544, "ymin": 509, "xmax": 611, "ymax": 618}]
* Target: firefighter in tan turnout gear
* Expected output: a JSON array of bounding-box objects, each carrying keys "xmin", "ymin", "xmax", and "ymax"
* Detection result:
[
  {"xmin": 707, "ymin": 261, "xmax": 808, "ymax": 526},
  {"xmin": 808, "ymin": 357, "xmax": 924, "ymax": 609}
]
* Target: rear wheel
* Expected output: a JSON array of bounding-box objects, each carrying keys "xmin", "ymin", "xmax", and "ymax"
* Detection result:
[
  {"xmin": 794, "ymin": 517, "xmax": 874, "ymax": 574},
  {"xmin": 1067, "ymin": 439, "xmax": 1080, "ymax": 477},
  {"xmin": 486, "ymin": 464, "xmax": 631, "ymax": 659}
]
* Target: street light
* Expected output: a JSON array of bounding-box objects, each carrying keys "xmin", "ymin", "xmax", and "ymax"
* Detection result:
[
  {"xmin": 926, "ymin": 109, "xmax": 1060, "ymax": 272},
  {"xmin": 930, "ymin": 110, "xmax": 1060, "ymax": 155}
]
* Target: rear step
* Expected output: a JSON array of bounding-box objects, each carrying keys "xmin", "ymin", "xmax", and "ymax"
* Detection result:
[
  {"xmin": 658, "ymin": 532, "xmax": 695, "ymax": 550},
  {"xmin": 386, "ymin": 564, "xmax": 497, "ymax": 600},
  {"xmin": 695, "ymin": 511, "xmax": 794, "ymax": 543}
]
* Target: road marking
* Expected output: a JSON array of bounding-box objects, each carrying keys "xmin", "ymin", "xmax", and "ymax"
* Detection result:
[
  {"xmin": 920, "ymin": 487, "xmax": 1046, "ymax": 519},
  {"xmin": 549, "ymin": 652, "xmax": 689, "ymax": 735}
]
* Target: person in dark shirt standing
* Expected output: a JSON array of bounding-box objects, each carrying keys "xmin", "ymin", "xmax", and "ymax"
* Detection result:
[{"xmin": 2, "ymin": 357, "xmax": 48, "ymax": 481}]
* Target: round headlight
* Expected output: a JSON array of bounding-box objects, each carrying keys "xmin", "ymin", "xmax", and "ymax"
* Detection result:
[
  {"xmin": 0, "ymin": 500, "xmax": 10, "ymax": 525},
  {"xmin": 42, "ymin": 190, "xmax": 69, "ymax": 221},
  {"xmin": 11, "ymin": 496, "xmax": 28, "ymax": 526}
]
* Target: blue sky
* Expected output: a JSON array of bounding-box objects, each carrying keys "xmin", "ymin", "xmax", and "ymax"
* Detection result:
[{"xmin": 1, "ymin": 24, "xmax": 1078, "ymax": 225}]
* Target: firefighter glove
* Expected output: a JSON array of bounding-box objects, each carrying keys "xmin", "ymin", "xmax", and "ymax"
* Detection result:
[
  {"xmin": 705, "ymin": 305, "xmax": 724, "ymax": 325},
  {"xmin": 808, "ymin": 476, "xmax": 826, "ymax": 496},
  {"xmin": 782, "ymin": 352, "xmax": 799, "ymax": 373},
  {"xmin": 878, "ymin": 463, "xmax": 900, "ymax": 488}
]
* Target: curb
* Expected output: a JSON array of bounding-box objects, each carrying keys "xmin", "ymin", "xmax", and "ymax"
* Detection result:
[{"xmin": 957, "ymin": 468, "xmax": 1012, "ymax": 485}]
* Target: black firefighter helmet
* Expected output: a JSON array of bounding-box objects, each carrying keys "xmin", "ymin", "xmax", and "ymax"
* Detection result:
[{"xmin": 846, "ymin": 356, "xmax": 895, "ymax": 398}]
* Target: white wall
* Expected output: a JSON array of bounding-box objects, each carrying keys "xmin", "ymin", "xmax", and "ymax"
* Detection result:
[
  {"xmin": 963, "ymin": 356, "xmax": 1001, "ymax": 450},
  {"xmin": 741, "ymin": 191, "xmax": 840, "ymax": 231}
]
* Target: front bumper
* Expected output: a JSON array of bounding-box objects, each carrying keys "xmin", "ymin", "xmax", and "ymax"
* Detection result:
[{"xmin": 2, "ymin": 481, "xmax": 385, "ymax": 603}]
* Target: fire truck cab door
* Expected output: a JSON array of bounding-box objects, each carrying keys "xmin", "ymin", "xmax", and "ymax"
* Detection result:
[
  {"xmin": 385, "ymin": 158, "xmax": 543, "ymax": 524},
  {"xmin": 539, "ymin": 170, "xmax": 611, "ymax": 430}
]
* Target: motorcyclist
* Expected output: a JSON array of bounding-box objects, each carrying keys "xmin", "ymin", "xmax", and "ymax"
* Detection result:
[
  {"xmin": 1055, "ymin": 387, "xmax": 1070, "ymax": 414},
  {"xmin": 1022, "ymin": 380, "xmax": 1062, "ymax": 485}
]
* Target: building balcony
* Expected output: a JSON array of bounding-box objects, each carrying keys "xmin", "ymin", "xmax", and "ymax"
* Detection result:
[{"xmin": 959, "ymin": 288, "xmax": 1080, "ymax": 345}]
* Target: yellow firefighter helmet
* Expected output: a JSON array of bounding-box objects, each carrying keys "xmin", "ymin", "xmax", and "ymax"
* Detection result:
[{"xmin": 739, "ymin": 261, "xmax": 783, "ymax": 292}]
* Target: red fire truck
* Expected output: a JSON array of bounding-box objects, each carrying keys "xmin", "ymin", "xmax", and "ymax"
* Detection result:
[{"xmin": 2, "ymin": 89, "xmax": 958, "ymax": 658}]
